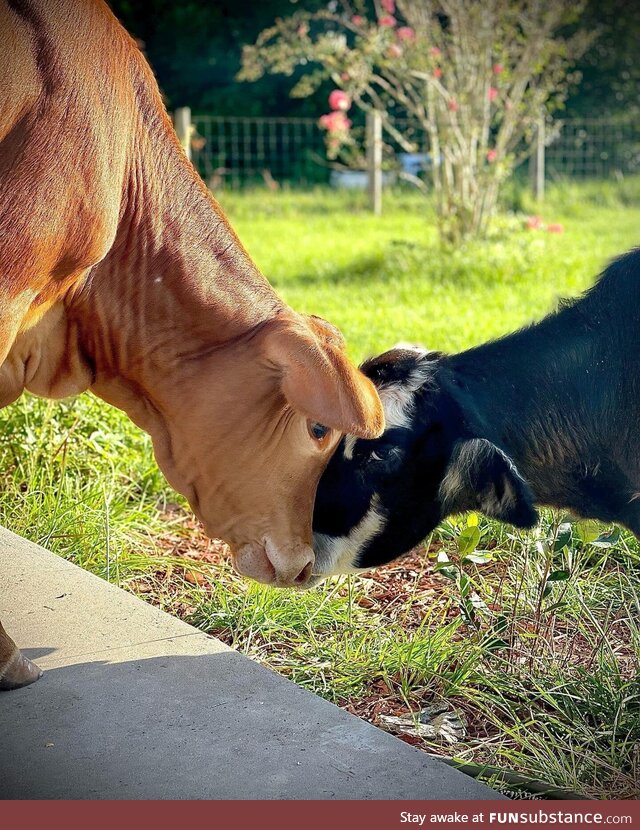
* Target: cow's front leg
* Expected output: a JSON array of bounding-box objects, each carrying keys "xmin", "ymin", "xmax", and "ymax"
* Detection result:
[{"xmin": 0, "ymin": 620, "xmax": 42, "ymax": 690}]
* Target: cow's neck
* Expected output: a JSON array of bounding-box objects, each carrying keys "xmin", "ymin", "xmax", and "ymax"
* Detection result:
[
  {"xmin": 68, "ymin": 136, "xmax": 286, "ymax": 441},
  {"xmin": 445, "ymin": 290, "xmax": 640, "ymax": 529},
  {"xmin": 74, "ymin": 138, "xmax": 282, "ymax": 384},
  {"xmin": 0, "ymin": 129, "xmax": 283, "ymax": 432}
]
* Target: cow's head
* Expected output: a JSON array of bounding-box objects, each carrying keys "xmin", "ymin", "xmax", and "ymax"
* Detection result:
[
  {"xmin": 312, "ymin": 347, "xmax": 537, "ymax": 579},
  {"xmin": 143, "ymin": 313, "xmax": 384, "ymax": 588}
]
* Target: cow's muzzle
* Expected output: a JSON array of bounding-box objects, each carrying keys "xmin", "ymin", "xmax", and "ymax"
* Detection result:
[{"xmin": 233, "ymin": 539, "xmax": 315, "ymax": 589}]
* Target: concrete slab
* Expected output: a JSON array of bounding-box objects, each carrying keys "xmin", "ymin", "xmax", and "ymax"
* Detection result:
[{"xmin": 0, "ymin": 527, "xmax": 502, "ymax": 800}]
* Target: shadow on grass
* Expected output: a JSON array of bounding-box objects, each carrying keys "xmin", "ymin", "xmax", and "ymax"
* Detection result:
[
  {"xmin": 283, "ymin": 252, "xmax": 392, "ymax": 288},
  {"xmin": 276, "ymin": 236, "xmax": 528, "ymax": 292}
]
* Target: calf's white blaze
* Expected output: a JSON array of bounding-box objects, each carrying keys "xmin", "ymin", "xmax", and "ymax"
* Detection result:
[{"xmin": 313, "ymin": 494, "xmax": 387, "ymax": 576}]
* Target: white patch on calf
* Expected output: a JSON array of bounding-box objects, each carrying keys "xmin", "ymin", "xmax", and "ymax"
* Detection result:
[
  {"xmin": 313, "ymin": 494, "xmax": 387, "ymax": 575},
  {"xmin": 392, "ymin": 341, "xmax": 430, "ymax": 355},
  {"xmin": 344, "ymin": 435, "xmax": 358, "ymax": 460},
  {"xmin": 378, "ymin": 383, "xmax": 415, "ymax": 431},
  {"xmin": 343, "ymin": 352, "xmax": 434, "ymax": 461}
]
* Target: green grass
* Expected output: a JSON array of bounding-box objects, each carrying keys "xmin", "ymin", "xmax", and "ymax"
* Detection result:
[
  {"xmin": 2, "ymin": 179, "xmax": 640, "ymax": 799},
  {"xmin": 218, "ymin": 180, "xmax": 640, "ymax": 357}
]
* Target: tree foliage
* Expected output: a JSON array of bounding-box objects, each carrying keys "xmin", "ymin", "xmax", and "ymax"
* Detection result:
[
  {"xmin": 566, "ymin": 0, "xmax": 640, "ymax": 118},
  {"xmin": 108, "ymin": 0, "xmax": 326, "ymax": 115},
  {"xmin": 107, "ymin": 1, "xmax": 637, "ymax": 123},
  {"xmin": 240, "ymin": 0, "xmax": 594, "ymax": 241}
]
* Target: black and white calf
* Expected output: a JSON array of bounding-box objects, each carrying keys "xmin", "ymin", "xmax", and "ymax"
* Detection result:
[{"xmin": 312, "ymin": 248, "xmax": 640, "ymax": 578}]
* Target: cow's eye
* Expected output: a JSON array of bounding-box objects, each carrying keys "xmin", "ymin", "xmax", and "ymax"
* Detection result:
[{"xmin": 308, "ymin": 421, "xmax": 331, "ymax": 442}]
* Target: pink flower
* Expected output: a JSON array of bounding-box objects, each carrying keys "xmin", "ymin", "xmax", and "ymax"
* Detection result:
[
  {"xmin": 340, "ymin": 71, "xmax": 350, "ymax": 81},
  {"xmin": 547, "ymin": 223, "xmax": 564, "ymax": 234},
  {"xmin": 379, "ymin": 15, "xmax": 397, "ymax": 27},
  {"xmin": 430, "ymin": 46, "xmax": 442, "ymax": 58},
  {"xmin": 297, "ymin": 23, "xmax": 309, "ymax": 36},
  {"xmin": 492, "ymin": 63, "xmax": 504, "ymax": 75},
  {"xmin": 387, "ymin": 42, "xmax": 403, "ymax": 58},
  {"xmin": 328, "ymin": 89, "xmax": 351, "ymax": 111},
  {"xmin": 488, "ymin": 86, "xmax": 498, "ymax": 102},
  {"xmin": 351, "ymin": 14, "xmax": 365, "ymax": 26},
  {"xmin": 319, "ymin": 111, "xmax": 351, "ymax": 133},
  {"xmin": 486, "ymin": 149, "xmax": 497, "ymax": 162},
  {"xmin": 433, "ymin": 67, "xmax": 442, "ymax": 79},
  {"xmin": 525, "ymin": 215, "xmax": 543, "ymax": 230},
  {"xmin": 381, "ymin": 0, "xmax": 395, "ymax": 12},
  {"xmin": 447, "ymin": 98, "xmax": 458, "ymax": 112},
  {"xmin": 397, "ymin": 26, "xmax": 416, "ymax": 42}
]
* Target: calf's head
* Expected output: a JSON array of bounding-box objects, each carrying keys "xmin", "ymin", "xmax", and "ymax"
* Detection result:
[
  {"xmin": 312, "ymin": 347, "xmax": 538, "ymax": 578},
  {"xmin": 141, "ymin": 314, "xmax": 384, "ymax": 588}
]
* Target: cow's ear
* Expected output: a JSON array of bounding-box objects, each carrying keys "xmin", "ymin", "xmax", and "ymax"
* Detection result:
[
  {"xmin": 262, "ymin": 314, "xmax": 385, "ymax": 439},
  {"xmin": 439, "ymin": 438, "xmax": 538, "ymax": 528}
]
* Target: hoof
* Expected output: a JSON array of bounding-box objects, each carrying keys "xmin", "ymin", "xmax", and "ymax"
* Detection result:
[{"xmin": 0, "ymin": 649, "xmax": 43, "ymax": 691}]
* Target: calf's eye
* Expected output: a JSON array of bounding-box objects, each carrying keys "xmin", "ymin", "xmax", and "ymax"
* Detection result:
[
  {"xmin": 308, "ymin": 421, "xmax": 331, "ymax": 442},
  {"xmin": 371, "ymin": 445, "xmax": 397, "ymax": 462}
]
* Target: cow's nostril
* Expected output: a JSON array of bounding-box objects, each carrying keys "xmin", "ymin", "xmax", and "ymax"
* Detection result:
[{"xmin": 294, "ymin": 561, "xmax": 313, "ymax": 586}]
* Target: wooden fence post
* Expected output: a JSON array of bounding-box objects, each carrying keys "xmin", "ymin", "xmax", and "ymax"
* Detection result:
[
  {"xmin": 174, "ymin": 107, "xmax": 192, "ymax": 162},
  {"xmin": 529, "ymin": 115, "xmax": 545, "ymax": 202},
  {"xmin": 366, "ymin": 110, "xmax": 382, "ymax": 216}
]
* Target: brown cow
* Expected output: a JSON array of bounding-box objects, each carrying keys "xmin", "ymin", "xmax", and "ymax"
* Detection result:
[{"xmin": 0, "ymin": 0, "xmax": 384, "ymax": 690}]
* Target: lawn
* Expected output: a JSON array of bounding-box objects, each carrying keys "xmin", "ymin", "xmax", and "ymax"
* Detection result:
[{"xmin": 1, "ymin": 180, "xmax": 639, "ymax": 799}]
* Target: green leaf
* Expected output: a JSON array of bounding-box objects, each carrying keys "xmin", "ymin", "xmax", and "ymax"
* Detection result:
[
  {"xmin": 547, "ymin": 569, "xmax": 571, "ymax": 582},
  {"xmin": 458, "ymin": 572, "xmax": 472, "ymax": 597},
  {"xmin": 591, "ymin": 528, "xmax": 621, "ymax": 548},
  {"xmin": 437, "ymin": 566, "xmax": 459, "ymax": 581},
  {"xmin": 575, "ymin": 519, "xmax": 601, "ymax": 544},
  {"xmin": 459, "ymin": 601, "xmax": 477, "ymax": 626},
  {"xmin": 553, "ymin": 522, "xmax": 572, "ymax": 552},
  {"xmin": 435, "ymin": 553, "xmax": 459, "ymax": 582},
  {"xmin": 458, "ymin": 526, "xmax": 481, "ymax": 556},
  {"xmin": 545, "ymin": 601, "xmax": 568, "ymax": 613},
  {"xmin": 463, "ymin": 551, "xmax": 494, "ymax": 564}
]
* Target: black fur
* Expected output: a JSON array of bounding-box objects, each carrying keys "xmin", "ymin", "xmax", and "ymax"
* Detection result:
[{"xmin": 313, "ymin": 249, "xmax": 640, "ymax": 571}]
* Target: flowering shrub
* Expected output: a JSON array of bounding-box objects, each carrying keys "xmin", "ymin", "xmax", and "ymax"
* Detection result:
[
  {"xmin": 240, "ymin": 1, "xmax": 593, "ymax": 241},
  {"xmin": 318, "ymin": 96, "xmax": 353, "ymax": 158}
]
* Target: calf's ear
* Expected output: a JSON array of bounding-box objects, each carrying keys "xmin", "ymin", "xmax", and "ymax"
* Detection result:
[
  {"xmin": 439, "ymin": 438, "xmax": 538, "ymax": 528},
  {"xmin": 262, "ymin": 314, "xmax": 385, "ymax": 439}
]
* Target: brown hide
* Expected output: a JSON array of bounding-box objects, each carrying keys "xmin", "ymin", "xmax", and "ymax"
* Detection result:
[{"xmin": 0, "ymin": 0, "xmax": 384, "ymax": 592}]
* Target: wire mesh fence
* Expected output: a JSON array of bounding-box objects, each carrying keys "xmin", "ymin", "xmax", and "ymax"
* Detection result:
[
  {"xmin": 189, "ymin": 112, "xmax": 640, "ymax": 191},
  {"xmin": 191, "ymin": 115, "xmax": 329, "ymax": 189},
  {"xmin": 544, "ymin": 118, "xmax": 640, "ymax": 181}
]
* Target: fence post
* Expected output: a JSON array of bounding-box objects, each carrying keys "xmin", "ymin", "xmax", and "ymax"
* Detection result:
[
  {"xmin": 174, "ymin": 107, "xmax": 192, "ymax": 162},
  {"xmin": 529, "ymin": 115, "xmax": 545, "ymax": 202},
  {"xmin": 366, "ymin": 110, "xmax": 382, "ymax": 216}
]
